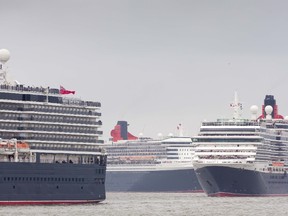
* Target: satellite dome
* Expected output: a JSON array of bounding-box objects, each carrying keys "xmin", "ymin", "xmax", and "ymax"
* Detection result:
[
  {"xmin": 0, "ymin": 49, "xmax": 10, "ymax": 64},
  {"xmin": 265, "ymin": 105, "xmax": 273, "ymax": 115},
  {"xmin": 285, "ymin": 116, "xmax": 288, "ymax": 120},
  {"xmin": 250, "ymin": 105, "xmax": 258, "ymax": 114},
  {"xmin": 168, "ymin": 133, "xmax": 173, "ymax": 137},
  {"xmin": 157, "ymin": 133, "xmax": 163, "ymax": 137}
]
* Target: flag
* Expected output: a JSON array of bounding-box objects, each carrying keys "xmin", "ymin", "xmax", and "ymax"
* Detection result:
[{"xmin": 60, "ymin": 86, "xmax": 75, "ymax": 95}]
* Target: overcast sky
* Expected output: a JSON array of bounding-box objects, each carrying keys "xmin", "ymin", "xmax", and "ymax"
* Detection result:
[{"xmin": 1, "ymin": 0, "xmax": 288, "ymax": 141}]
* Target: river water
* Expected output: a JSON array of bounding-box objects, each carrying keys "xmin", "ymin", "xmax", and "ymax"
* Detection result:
[{"xmin": 0, "ymin": 192, "xmax": 288, "ymax": 216}]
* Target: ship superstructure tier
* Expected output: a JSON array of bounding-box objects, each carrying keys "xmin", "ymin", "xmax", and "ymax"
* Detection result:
[{"xmin": 0, "ymin": 85, "xmax": 104, "ymax": 150}]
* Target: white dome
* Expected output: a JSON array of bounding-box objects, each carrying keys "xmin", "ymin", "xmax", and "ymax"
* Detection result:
[
  {"xmin": 168, "ymin": 133, "xmax": 173, "ymax": 137},
  {"xmin": 265, "ymin": 105, "xmax": 273, "ymax": 115},
  {"xmin": 157, "ymin": 133, "xmax": 163, "ymax": 137},
  {"xmin": 0, "ymin": 49, "xmax": 10, "ymax": 64},
  {"xmin": 285, "ymin": 116, "xmax": 288, "ymax": 120},
  {"xmin": 250, "ymin": 105, "xmax": 258, "ymax": 114}
]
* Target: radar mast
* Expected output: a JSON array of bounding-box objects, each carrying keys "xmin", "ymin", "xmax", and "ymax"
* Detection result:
[{"xmin": 230, "ymin": 92, "xmax": 243, "ymax": 120}]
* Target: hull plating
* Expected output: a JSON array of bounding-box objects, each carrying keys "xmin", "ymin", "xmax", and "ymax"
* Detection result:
[
  {"xmin": 106, "ymin": 168, "xmax": 202, "ymax": 192},
  {"xmin": 195, "ymin": 166, "xmax": 288, "ymax": 196},
  {"xmin": 0, "ymin": 162, "xmax": 106, "ymax": 204}
]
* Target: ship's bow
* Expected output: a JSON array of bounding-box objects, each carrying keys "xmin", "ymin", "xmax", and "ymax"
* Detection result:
[{"xmin": 194, "ymin": 163, "xmax": 267, "ymax": 196}]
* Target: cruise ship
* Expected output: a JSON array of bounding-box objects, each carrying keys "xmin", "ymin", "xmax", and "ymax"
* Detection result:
[
  {"xmin": 0, "ymin": 49, "xmax": 106, "ymax": 204},
  {"xmin": 193, "ymin": 93, "xmax": 288, "ymax": 197},
  {"xmin": 105, "ymin": 121, "xmax": 202, "ymax": 192}
]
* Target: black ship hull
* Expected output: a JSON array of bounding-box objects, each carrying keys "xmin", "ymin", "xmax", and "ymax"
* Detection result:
[
  {"xmin": 195, "ymin": 166, "xmax": 288, "ymax": 196},
  {"xmin": 106, "ymin": 168, "xmax": 202, "ymax": 192},
  {"xmin": 0, "ymin": 162, "xmax": 106, "ymax": 204}
]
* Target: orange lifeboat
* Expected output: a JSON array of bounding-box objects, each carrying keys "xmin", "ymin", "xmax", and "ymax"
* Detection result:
[
  {"xmin": 16, "ymin": 142, "xmax": 30, "ymax": 153},
  {"xmin": 0, "ymin": 140, "xmax": 30, "ymax": 155},
  {"xmin": 16, "ymin": 142, "xmax": 29, "ymax": 149},
  {"xmin": 272, "ymin": 161, "xmax": 284, "ymax": 167}
]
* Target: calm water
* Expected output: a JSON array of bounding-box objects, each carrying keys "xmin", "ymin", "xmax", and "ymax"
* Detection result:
[{"xmin": 0, "ymin": 192, "xmax": 288, "ymax": 216}]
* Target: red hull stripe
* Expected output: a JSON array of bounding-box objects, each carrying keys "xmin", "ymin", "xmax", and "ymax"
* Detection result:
[
  {"xmin": 174, "ymin": 190, "xmax": 204, "ymax": 193},
  {"xmin": 209, "ymin": 192, "xmax": 288, "ymax": 197},
  {"xmin": 0, "ymin": 200, "xmax": 103, "ymax": 205},
  {"xmin": 109, "ymin": 190, "xmax": 204, "ymax": 193}
]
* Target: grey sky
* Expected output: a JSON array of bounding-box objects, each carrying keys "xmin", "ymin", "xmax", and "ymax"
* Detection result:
[{"xmin": 1, "ymin": 0, "xmax": 288, "ymax": 141}]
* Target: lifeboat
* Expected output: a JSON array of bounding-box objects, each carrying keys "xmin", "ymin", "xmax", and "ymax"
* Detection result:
[
  {"xmin": 0, "ymin": 140, "xmax": 13, "ymax": 154},
  {"xmin": 0, "ymin": 140, "xmax": 30, "ymax": 154},
  {"xmin": 16, "ymin": 141, "xmax": 30, "ymax": 153},
  {"xmin": 272, "ymin": 161, "xmax": 284, "ymax": 167}
]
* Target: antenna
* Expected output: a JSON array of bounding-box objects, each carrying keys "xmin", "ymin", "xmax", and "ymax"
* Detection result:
[
  {"xmin": 0, "ymin": 49, "xmax": 11, "ymax": 85},
  {"xmin": 230, "ymin": 92, "xmax": 243, "ymax": 119}
]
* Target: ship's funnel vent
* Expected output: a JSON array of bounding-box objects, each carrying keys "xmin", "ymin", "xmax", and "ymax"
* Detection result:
[
  {"xmin": 110, "ymin": 121, "xmax": 138, "ymax": 142},
  {"xmin": 258, "ymin": 95, "xmax": 283, "ymax": 120}
]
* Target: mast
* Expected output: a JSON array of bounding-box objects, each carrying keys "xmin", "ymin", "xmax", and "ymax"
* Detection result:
[{"xmin": 230, "ymin": 92, "xmax": 243, "ymax": 120}]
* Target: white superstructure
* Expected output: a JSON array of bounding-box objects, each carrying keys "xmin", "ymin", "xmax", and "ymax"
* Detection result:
[
  {"xmin": 106, "ymin": 136, "xmax": 195, "ymax": 171},
  {"xmin": 193, "ymin": 94, "xmax": 288, "ymax": 173}
]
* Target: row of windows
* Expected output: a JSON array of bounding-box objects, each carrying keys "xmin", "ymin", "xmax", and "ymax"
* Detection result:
[
  {"xmin": 1, "ymin": 124, "xmax": 99, "ymax": 134},
  {"xmin": 32, "ymin": 134, "xmax": 98, "ymax": 143},
  {"xmin": 0, "ymin": 103, "xmax": 100, "ymax": 116},
  {"xmin": 3, "ymin": 176, "xmax": 105, "ymax": 184},
  {"xmin": 0, "ymin": 92, "xmax": 61, "ymax": 104},
  {"xmin": 268, "ymin": 181, "xmax": 288, "ymax": 184},
  {"xmin": 166, "ymin": 148, "xmax": 193, "ymax": 152},
  {"xmin": 202, "ymin": 122, "xmax": 259, "ymax": 127},
  {"xmin": 4, "ymin": 176, "xmax": 85, "ymax": 182},
  {"xmin": 0, "ymin": 132, "xmax": 100, "ymax": 143},
  {"xmin": 167, "ymin": 153, "xmax": 178, "ymax": 155},
  {"xmin": 29, "ymin": 104, "xmax": 95, "ymax": 115},
  {"xmin": 108, "ymin": 149, "xmax": 164, "ymax": 153},
  {"xmin": 31, "ymin": 115, "xmax": 101, "ymax": 125},
  {"xmin": 198, "ymin": 155, "xmax": 249, "ymax": 160},
  {"xmin": 178, "ymin": 149, "xmax": 193, "ymax": 151},
  {"xmin": 0, "ymin": 113, "xmax": 101, "ymax": 125},
  {"xmin": 0, "ymin": 87, "xmax": 100, "ymax": 107},
  {"xmin": 107, "ymin": 146, "xmax": 164, "ymax": 150},
  {"xmin": 261, "ymin": 133, "xmax": 287, "ymax": 141},
  {"xmin": 200, "ymin": 128, "xmax": 257, "ymax": 132},
  {"xmin": 193, "ymin": 138, "xmax": 261, "ymax": 142},
  {"xmin": 32, "ymin": 144, "xmax": 103, "ymax": 151},
  {"xmin": 109, "ymin": 153, "xmax": 166, "ymax": 156},
  {"xmin": 108, "ymin": 161, "xmax": 159, "ymax": 165},
  {"xmin": 52, "ymin": 159, "xmax": 106, "ymax": 167}
]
